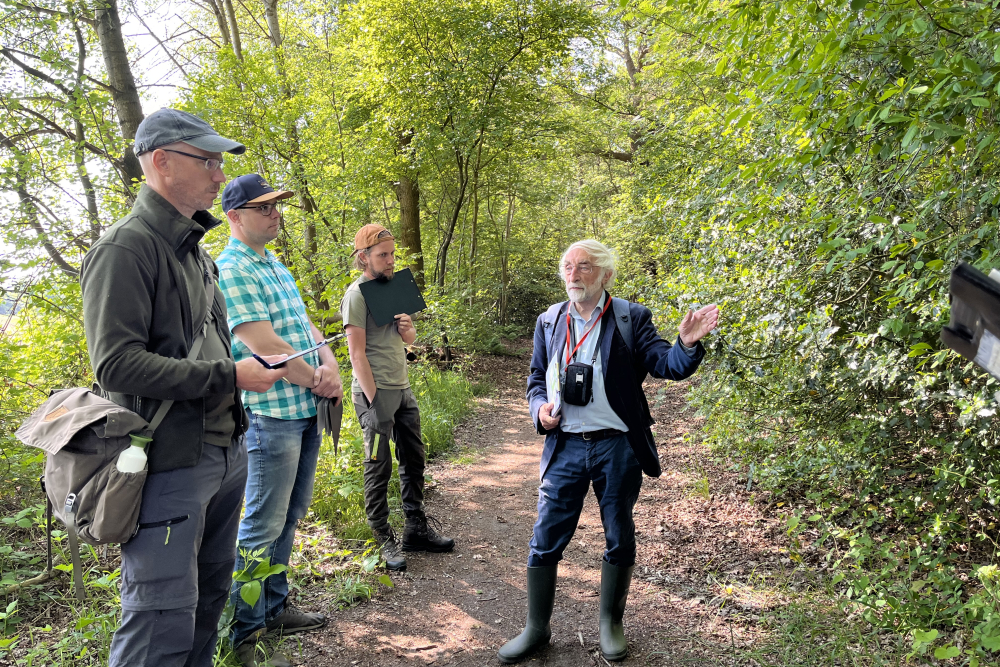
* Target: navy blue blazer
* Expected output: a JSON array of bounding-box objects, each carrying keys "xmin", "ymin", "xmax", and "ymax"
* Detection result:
[{"xmin": 527, "ymin": 298, "xmax": 705, "ymax": 478}]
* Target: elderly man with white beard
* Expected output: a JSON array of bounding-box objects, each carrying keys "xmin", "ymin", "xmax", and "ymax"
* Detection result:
[{"xmin": 498, "ymin": 239, "xmax": 719, "ymax": 664}]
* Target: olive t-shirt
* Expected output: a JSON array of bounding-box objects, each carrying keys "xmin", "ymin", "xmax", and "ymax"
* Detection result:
[{"xmin": 341, "ymin": 275, "xmax": 409, "ymax": 393}]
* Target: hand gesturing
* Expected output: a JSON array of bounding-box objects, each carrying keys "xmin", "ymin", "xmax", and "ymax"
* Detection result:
[{"xmin": 678, "ymin": 304, "xmax": 720, "ymax": 347}]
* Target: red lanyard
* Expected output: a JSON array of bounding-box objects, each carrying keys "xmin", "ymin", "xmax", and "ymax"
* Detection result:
[{"xmin": 565, "ymin": 297, "xmax": 612, "ymax": 366}]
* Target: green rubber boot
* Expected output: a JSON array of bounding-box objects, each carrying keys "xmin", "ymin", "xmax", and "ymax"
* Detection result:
[
  {"xmin": 599, "ymin": 560, "xmax": 634, "ymax": 662},
  {"xmin": 498, "ymin": 565, "xmax": 557, "ymax": 664}
]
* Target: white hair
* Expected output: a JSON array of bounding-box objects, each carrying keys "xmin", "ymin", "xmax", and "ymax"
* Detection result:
[{"xmin": 560, "ymin": 239, "xmax": 617, "ymax": 290}]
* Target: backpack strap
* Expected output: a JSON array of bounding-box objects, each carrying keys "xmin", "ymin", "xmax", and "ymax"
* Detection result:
[
  {"xmin": 541, "ymin": 301, "xmax": 568, "ymax": 360},
  {"xmin": 611, "ymin": 297, "xmax": 633, "ymax": 352}
]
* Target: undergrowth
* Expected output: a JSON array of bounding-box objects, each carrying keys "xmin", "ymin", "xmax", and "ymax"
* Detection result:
[{"xmin": 0, "ymin": 360, "xmax": 478, "ymax": 666}]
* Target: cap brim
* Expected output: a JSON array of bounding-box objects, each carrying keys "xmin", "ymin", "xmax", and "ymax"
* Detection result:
[
  {"xmin": 246, "ymin": 190, "xmax": 295, "ymax": 205},
  {"xmin": 183, "ymin": 133, "xmax": 246, "ymax": 155}
]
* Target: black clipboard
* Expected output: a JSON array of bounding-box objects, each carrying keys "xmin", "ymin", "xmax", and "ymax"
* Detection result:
[
  {"xmin": 358, "ymin": 268, "xmax": 427, "ymax": 327},
  {"xmin": 941, "ymin": 262, "xmax": 1000, "ymax": 380}
]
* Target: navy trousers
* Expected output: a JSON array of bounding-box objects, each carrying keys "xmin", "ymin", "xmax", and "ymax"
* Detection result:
[{"xmin": 528, "ymin": 432, "xmax": 643, "ymax": 568}]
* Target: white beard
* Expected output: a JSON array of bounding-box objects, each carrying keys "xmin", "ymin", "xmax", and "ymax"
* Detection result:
[{"xmin": 566, "ymin": 282, "xmax": 600, "ymax": 303}]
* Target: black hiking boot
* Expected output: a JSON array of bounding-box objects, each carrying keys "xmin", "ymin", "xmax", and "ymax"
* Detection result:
[
  {"xmin": 599, "ymin": 560, "xmax": 634, "ymax": 661},
  {"xmin": 497, "ymin": 565, "xmax": 557, "ymax": 663},
  {"xmin": 402, "ymin": 514, "xmax": 455, "ymax": 553},
  {"xmin": 374, "ymin": 527, "xmax": 407, "ymax": 571}
]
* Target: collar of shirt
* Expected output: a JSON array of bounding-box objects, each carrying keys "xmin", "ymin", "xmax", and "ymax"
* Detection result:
[
  {"xmin": 568, "ymin": 291, "xmax": 607, "ymax": 327},
  {"xmin": 226, "ymin": 236, "xmax": 278, "ymax": 265}
]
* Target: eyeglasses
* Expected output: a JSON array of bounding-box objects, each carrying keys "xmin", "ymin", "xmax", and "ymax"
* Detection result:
[
  {"xmin": 161, "ymin": 149, "xmax": 225, "ymax": 171},
  {"xmin": 237, "ymin": 203, "xmax": 281, "ymax": 216},
  {"xmin": 562, "ymin": 262, "xmax": 595, "ymax": 275}
]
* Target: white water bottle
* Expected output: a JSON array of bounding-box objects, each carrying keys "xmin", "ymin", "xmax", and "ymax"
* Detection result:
[{"xmin": 117, "ymin": 445, "xmax": 147, "ymax": 473}]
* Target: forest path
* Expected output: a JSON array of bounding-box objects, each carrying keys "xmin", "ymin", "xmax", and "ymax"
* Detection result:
[{"xmin": 288, "ymin": 350, "xmax": 788, "ymax": 667}]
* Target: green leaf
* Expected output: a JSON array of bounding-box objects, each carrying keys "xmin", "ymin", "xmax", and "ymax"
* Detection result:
[
  {"xmin": 980, "ymin": 633, "xmax": 1000, "ymax": 651},
  {"xmin": 74, "ymin": 616, "xmax": 96, "ymax": 631},
  {"xmin": 251, "ymin": 558, "xmax": 273, "ymax": 580},
  {"xmin": 378, "ymin": 574, "xmax": 395, "ymax": 588},
  {"xmin": 934, "ymin": 645, "xmax": 960, "ymax": 659},
  {"xmin": 850, "ymin": 0, "xmax": 867, "ymax": 10},
  {"xmin": 914, "ymin": 629, "xmax": 939, "ymax": 644},
  {"xmin": 970, "ymin": 97, "xmax": 991, "ymax": 108},
  {"xmin": 910, "ymin": 579, "xmax": 926, "ymax": 592},
  {"xmin": 715, "ymin": 56, "xmax": 728, "ymax": 76},
  {"xmin": 240, "ymin": 580, "xmax": 262, "ymax": 608}
]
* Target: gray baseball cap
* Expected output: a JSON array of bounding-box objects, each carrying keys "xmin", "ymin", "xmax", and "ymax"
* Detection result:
[{"xmin": 133, "ymin": 108, "xmax": 246, "ymax": 156}]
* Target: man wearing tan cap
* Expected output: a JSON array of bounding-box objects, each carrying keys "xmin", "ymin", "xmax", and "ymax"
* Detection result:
[
  {"xmin": 341, "ymin": 224, "xmax": 454, "ymax": 571},
  {"xmin": 217, "ymin": 174, "xmax": 343, "ymax": 667}
]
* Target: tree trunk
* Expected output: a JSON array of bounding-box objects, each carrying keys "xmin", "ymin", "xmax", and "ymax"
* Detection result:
[
  {"xmin": 13, "ymin": 150, "xmax": 78, "ymax": 277},
  {"xmin": 93, "ymin": 0, "xmax": 144, "ymax": 188},
  {"xmin": 224, "ymin": 0, "xmax": 242, "ymax": 59},
  {"xmin": 70, "ymin": 13, "xmax": 99, "ymax": 243},
  {"xmin": 468, "ymin": 170, "xmax": 479, "ymax": 282},
  {"xmin": 263, "ymin": 0, "xmax": 282, "ymax": 48},
  {"xmin": 499, "ymin": 193, "xmax": 515, "ymax": 324},
  {"xmin": 261, "ymin": 0, "xmax": 328, "ymax": 321},
  {"xmin": 205, "ymin": 0, "xmax": 231, "ymax": 47},
  {"xmin": 436, "ymin": 150, "xmax": 469, "ymax": 287},
  {"xmin": 396, "ymin": 171, "xmax": 424, "ymax": 289}
]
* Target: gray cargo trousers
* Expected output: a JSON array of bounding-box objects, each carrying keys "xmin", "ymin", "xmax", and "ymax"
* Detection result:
[
  {"xmin": 353, "ymin": 388, "xmax": 425, "ymax": 531},
  {"xmin": 109, "ymin": 438, "xmax": 247, "ymax": 667}
]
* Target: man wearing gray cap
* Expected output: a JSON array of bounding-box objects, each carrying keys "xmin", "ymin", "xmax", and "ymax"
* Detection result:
[{"xmin": 81, "ymin": 108, "xmax": 289, "ymax": 667}]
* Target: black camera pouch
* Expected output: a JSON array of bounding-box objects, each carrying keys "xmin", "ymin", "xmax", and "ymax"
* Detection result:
[
  {"xmin": 563, "ymin": 361, "xmax": 594, "ymax": 406},
  {"xmin": 561, "ymin": 308, "xmax": 610, "ymax": 407}
]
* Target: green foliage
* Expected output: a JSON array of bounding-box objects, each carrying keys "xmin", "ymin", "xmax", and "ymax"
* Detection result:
[
  {"xmin": 232, "ymin": 549, "xmax": 288, "ymax": 609},
  {"xmin": 576, "ymin": 0, "xmax": 1000, "ymax": 653}
]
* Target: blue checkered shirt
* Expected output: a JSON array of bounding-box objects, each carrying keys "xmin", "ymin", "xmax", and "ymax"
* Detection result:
[{"xmin": 217, "ymin": 237, "xmax": 318, "ymax": 420}]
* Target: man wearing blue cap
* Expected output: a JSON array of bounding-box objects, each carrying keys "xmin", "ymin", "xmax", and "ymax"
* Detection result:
[
  {"xmin": 81, "ymin": 109, "xmax": 290, "ymax": 667},
  {"xmin": 217, "ymin": 174, "xmax": 343, "ymax": 667}
]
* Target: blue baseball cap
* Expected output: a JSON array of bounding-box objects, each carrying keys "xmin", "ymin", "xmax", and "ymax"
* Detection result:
[
  {"xmin": 222, "ymin": 174, "xmax": 294, "ymax": 213},
  {"xmin": 134, "ymin": 108, "xmax": 245, "ymax": 156}
]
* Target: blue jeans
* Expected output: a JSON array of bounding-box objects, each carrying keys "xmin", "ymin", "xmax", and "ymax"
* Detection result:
[
  {"xmin": 229, "ymin": 412, "xmax": 321, "ymax": 646},
  {"xmin": 528, "ymin": 432, "xmax": 643, "ymax": 568}
]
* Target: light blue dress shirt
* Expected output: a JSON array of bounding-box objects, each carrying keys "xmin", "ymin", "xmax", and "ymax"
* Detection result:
[{"xmin": 560, "ymin": 294, "xmax": 630, "ymax": 434}]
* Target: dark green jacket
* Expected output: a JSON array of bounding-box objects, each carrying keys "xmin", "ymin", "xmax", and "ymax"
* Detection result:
[{"xmin": 81, "ymin": 185, "xmax": 248, "ymax": 472}]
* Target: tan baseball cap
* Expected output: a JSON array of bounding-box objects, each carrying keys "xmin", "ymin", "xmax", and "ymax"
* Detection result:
[{"xmin": 351, "ymin": 224, "xmax": 395, "ymax": 256}]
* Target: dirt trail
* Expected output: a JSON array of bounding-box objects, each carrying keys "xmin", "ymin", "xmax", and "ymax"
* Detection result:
[{"xmin": 286, "ymin": 351, "xmax": 792, "ymax": 666}]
